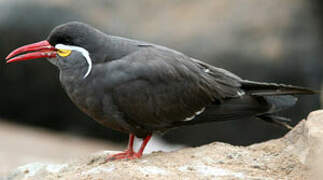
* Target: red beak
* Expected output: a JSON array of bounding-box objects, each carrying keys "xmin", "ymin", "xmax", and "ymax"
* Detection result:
[{"xmin": 6, "ymin": 40, "xmax": 57, "ymax": 63}]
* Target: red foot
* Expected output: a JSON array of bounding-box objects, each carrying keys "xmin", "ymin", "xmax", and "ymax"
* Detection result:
[
  {"xmin": 106, "ymin": 150, "xmax": 142, "ymax": 161},
  {"xmin": 106, "ymin": 134, "xmax": 152, "ymax": 162}
]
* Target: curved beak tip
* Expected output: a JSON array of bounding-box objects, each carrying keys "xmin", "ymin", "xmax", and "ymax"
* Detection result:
[{"xmin": 5, "ymin": 40, "xmax": 56, "ymax": 63}]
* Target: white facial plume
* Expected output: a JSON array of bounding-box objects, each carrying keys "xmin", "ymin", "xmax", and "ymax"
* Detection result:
[{"xmin": 55, "ymin": 44, "xmax": 93, "ymax": 78}]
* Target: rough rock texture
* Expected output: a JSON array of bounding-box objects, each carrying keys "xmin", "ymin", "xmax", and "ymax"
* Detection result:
[{"xmin": 4, "ymin": 110, "xmax": 323, "ymax": 180}]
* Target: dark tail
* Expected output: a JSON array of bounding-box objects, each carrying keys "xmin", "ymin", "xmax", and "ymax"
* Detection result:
[
  {"xmin": 177, "ymin": 80, "xmax": 316, "ymax": 129},
  {"xmin": 241, "ymin": 80, "xmax": 316, "ymax": 96},
  {"xmin": 241, "ymin": 80, "xmax": 317, "ymax": 128}
]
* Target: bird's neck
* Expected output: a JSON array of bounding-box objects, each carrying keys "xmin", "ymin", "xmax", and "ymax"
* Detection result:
[
  {"xmin": 58, "ymin": 60, "xmax": 90, "ymax": 83},
  {"xmin": 102, "ymin": 35, "xmax": 141, "ymax": 61}
]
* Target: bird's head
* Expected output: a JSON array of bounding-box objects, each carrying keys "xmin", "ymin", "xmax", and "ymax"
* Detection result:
[{"xmin": 6, "ymin": 22, "xmax": 102, "ymax": 78}]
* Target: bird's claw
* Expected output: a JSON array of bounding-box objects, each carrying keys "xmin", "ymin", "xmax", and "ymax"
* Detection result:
[{"xmin": 106, "ymin": 150, "xmax": 142, "ymax": 161}]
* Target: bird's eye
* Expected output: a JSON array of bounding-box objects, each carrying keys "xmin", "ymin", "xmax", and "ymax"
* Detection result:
[{"xmin": 57, "ymin": 49, "xmax": 72, "ymax": 57}]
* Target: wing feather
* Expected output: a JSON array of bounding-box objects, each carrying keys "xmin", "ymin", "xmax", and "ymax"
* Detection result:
[{"xmin": 97, "ymin": 47, "xmax": 242, "ymax": 130}]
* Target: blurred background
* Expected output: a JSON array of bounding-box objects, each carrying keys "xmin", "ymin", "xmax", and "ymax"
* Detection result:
[{"xmin": 0, "ymin": 0, "xmax": 322, "ymax": 175}]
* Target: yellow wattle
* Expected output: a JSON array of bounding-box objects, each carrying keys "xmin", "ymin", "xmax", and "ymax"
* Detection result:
[{"xmin": 57, "ymin": 49, "xmax": 72, "ymax": 57}]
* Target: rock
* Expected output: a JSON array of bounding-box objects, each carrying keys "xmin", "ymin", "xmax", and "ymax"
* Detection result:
[
  {"xmin": 3, "ymin": 110, "xmax": 323, "ymax": 180},
  {"xmin": 303, "ymin": 111, "xmax": 323, "ymax": 179}
]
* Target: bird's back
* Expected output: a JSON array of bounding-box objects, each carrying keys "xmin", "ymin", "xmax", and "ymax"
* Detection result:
[{"xmin": 58, "ymin": 34, "xmax": 315, "ymax": 137}]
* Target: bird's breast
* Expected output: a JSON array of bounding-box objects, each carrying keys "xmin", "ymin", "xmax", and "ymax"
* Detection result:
[
  {"xmin": 59, "ymin": 72, "xmax": 129, "ymax": 133},
  {"xmin": 60, "ymin": 73, "xmax": 103, "ymax": 119}
]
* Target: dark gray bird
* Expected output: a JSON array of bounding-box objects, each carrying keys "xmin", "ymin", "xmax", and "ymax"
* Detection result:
[{"xmin": 6, "ymin": 21, "xmax": 315, "ymax": 160}]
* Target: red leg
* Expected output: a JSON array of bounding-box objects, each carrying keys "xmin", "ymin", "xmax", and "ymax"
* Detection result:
[
  {"xmin": 106, "ymin": 134, "xmax": 152, "ymax": 161},
  {"xmin": 127, "ymin": 133, "xmax": 135, "ymax": 154},
  {"xmin": 130, "ymin": 134, "xmax": 152, "ymax": 159}
]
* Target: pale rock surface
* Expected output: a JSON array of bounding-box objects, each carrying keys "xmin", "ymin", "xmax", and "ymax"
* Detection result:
[{"xmin": 3, "ymin": 110, "xmax": 323, "ymax": 180}]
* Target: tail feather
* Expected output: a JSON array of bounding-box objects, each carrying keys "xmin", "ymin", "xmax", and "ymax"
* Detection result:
[
  {"xmin": 241, "ymin": 80, "xmax": 316, "ymax": 96},
  {"xmin": 259, "ymin": 96, "xmax": 297, "ymax": 129},
  {"xmin": 241, "ymin": 80, "xmax": 317, "ymax": 129},
  {"xmin": 176, "ymin": 80, "xmax": 317, "ymax": 130},
  {"xmin": 257, "ymin": 114, "xmax": 293, "ymax": 130}
]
